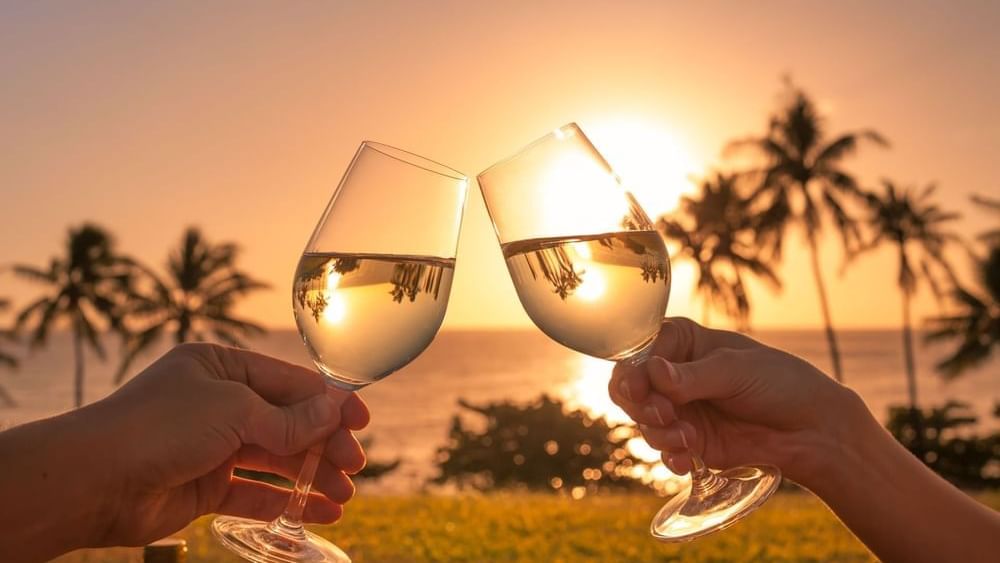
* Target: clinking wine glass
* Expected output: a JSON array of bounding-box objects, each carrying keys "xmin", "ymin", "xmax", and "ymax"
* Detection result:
[
  {"xmin": 212, "ymin": 142, "xmax": 469, "ymax": 562},
  {"xmin": 477, "ymin": 123, "xmax": 780, "ymax": 542}
]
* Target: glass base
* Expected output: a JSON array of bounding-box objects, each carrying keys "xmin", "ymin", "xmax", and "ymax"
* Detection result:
[
  {"xmin": 651, "ymin": 464, "xmax": 781, "ymax": 542},
  {"xmin": 212, "ymin": 516, "xmax": 350, "ymax": 563}
]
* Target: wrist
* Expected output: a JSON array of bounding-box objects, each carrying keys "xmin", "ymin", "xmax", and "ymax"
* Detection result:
[
  {"xmin": 0, "ymin": 405, "xmax": 120, "ymax": 560},
  {"xmin": 786, "ymin": 386, "xmax": 885, "ymax": 493}
]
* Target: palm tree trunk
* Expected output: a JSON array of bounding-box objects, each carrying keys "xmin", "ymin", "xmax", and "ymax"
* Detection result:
[
  {"xmin": 177, "ymin": 315, "xmax": 189, "ymax": 344},
  {"xmin": 901, "ymin": 289, "xmax": 917, "ymax": 410},
  {"xmin": 806, "ymin": 231, "xmax": 845, "ymax": 382},
  {"xmin": 72, "ymin": 317, "xmax": 85, "ymax": 408}
]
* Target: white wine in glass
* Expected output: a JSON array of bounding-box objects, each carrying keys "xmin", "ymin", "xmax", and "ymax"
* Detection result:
[
  {"xmin": 212, "ymin": 142, "xmax": 468, "ymax": 562},
  {"xmin": 478, "ymin": 123, "xmax": 780, "ymax": 542}
]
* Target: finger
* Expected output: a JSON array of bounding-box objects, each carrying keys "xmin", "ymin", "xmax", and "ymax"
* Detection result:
[
  {"xmin": 652, "ymin": 318, "xmax": 757, "ymax": 363},
  {"xmin": 609, "ymin": 362, "xmax": 652, "ymax": 406},
  {"xmin": 235, "ymin": 447, "xmax": 357, "ymax": 504},
  {"xmin": 212, "ymin": 346, "xmax": 329, "ymax": 405},
  {"xmin": 638, "ymin": 420, "xmax": 696, "ymax": 451},
  {"xmin": 241, "ymin": 391, "xmax": 342, "ymax": 455},
  {"xmin": 327, "ymin": 428, "xmax": 366, "ymax": 474},
  {"xmin": 664, "ymin": 451, "xmax": 693, "ymax": 475},
  {"xmin": 217, "ymin": 478, "xmax": 343, "ymax": 524},
  {"xmin": 629, "ymin": 394, "xmax": 678, "ymax": 427},
  {"xmin": 341, "ymin": 394, "xmax": 371, "ymax": 430},
  {"xmin": 647, "ymin": 352, "xmax": 751, "ymax": 406}
]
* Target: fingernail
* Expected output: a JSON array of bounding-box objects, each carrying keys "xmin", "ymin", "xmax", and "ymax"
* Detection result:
[
  {"xmin": 619, "ymin": 380, "xmax": 634, "ymax": 402},
  {"xmin": 678, "ymin": 430, "xmax": 690, "ymax": 450},
  {"xmin": 643, "ymin": 403, "xmax": 665, "ymax": 425},
  {"xmin": 657, "ymin": 357, "xmax": 680, "ymax": 385},
  {"xmin": 308, "ymin": 395, "xmax": 334, "ymax": 426}
]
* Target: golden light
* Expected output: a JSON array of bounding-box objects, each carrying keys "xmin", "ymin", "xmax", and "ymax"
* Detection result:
[
  {"xmin": 561, "ymin": 355, "xmax": 630, "ymax": 424},
  {"xmin": 560, "ymin": 354, "xmax": 689, "ymax": 491},
  {"xmin": 540, "ymin": 151, "xmax": 630, "ymax": 235},
  {"xmin": 322, "ymin": 271, "xmax": 347, "ymax": 324},
  {"xmin": 575, "ymin": 269, "xmax": 606, "ymax": 301},
  {"xmin": 588, "ymin": 117, "xmax": 700, "ymax": 219}
]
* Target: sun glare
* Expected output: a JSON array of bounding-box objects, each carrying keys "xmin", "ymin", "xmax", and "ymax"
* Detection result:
[
  {"xmin": 589, "ymin": 118, "xmax": 700, "ymax": 219},
  {"xmin": 322, "ymin": 271, "xmax": 347, "ymax": 324}
]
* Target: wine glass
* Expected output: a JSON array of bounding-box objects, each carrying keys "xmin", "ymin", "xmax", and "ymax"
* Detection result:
[
  {"xmin": 477, "ymin": 123, "xmax": 780, "ymax": 542},
  {"xmin": 213, "ymin": 142, "xmax": 469, "ymax": 562}
]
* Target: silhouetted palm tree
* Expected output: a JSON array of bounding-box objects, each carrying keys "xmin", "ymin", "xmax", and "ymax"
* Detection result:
[
  {"xmin": 0, "ymin": 299, "xmax": 17, "ymax": 370},
  {"xmin": 860, "ymin": 181, "xmax": 960, "ymax": 409},
  {"xmin": 13, "ymin": 225, "xmax": 133, "ymax": 407},
  {"xmin": 727, "ymin": 81, "xmax": 888, "ymax": 381},
  {"xmin": 117, "ymin": 227, "xmax": 269, "ymax": 382},
  {"xmin": 0, "ymin": 298, "xmax": 19, "ymax": 407},
  {"xmin": 926, "ymin": 195, "xmax": 1000, "ymax": 377},
  {"xmin": 659, "ymin": 173, "xmax": 781, "ymax": 330}
]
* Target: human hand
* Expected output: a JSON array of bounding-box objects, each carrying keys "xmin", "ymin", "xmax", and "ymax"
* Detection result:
[
  {"xmin": 84, "ymin": 343, "xmax": 370, "ymax": 547},
  {"xmin": 609, "ymin": 318, "xmax": 867, "ymax": 487}
]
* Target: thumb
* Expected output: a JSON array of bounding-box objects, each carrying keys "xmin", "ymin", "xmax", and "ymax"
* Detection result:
[
  {"xmin": 646, "ymin": 353, "xmax": 748, "ymax": 406},
  {"xmin": 242, "ymin": 391, "xmax": 342, "ymax": 455}
]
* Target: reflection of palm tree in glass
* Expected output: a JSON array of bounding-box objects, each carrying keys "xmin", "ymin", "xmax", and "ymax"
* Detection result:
[
  {"xmin": 659, "ymin": 173, "xmax": 780, "ymax": 329},
  {"xmin": 116, "ymin": 228, "xmax": 269, "ymax": 382},
  {"xmin": 295, "ymin": 258, "xmax": 449, "ymax": 321},
  {"xmin": 926, "ymin": 195, "xmax": 1000, "ymax": 377},
  {"xmin": 479, "ymin": 123, "xmax": 778, "ymax": 543},
  {"xmin": 859, "ymin": 181, "xmax": 960, "ymax": 409},
  {"xmin": 727, "ymin": 80, "xmax": 887, "ymax": 381},
  {"xmin": 13, "ymin": 224, "xmax": 133, "ymax": 408},
  {"xmin": 521, "ymin": 235, "xmax": 667, "ymax": 301}
]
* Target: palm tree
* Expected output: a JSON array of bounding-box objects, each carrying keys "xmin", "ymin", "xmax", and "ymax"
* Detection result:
[
  {"xmin": 116, "ymin": 227, "xmax": 269, "ymax": 381},
  {"xmin": 926, "ymin": 195, "xmax": 1000, "ymax": 377},
  {"xmin": 0, "ymin": 298, "xmax": 19, "ymax": 407},
  {"xmin": 860, "ymin": 181, "xmax": 960, "ymax": 409},
  {"xmin": 13, "ymin": 224, "xmax": 134, "ymax": 408},
  {"xmin": 659, "ymin": 172, "xmax": 781, "ymax": 330},
  {"xmin": 727, "ymin": 81, "xmax": 888, "ymax": 381},
  {"xmin": 0, "ymin": 299, "xmax": 17, "ymax": 370}
]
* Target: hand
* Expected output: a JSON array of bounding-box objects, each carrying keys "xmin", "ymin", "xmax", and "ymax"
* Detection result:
[
  {"xmin": 86, "ymin": 343, "xmax": 370, "ymax": 547},
  {"xmin": 609, "ymin": 317, "xmax": 866, "ymax": 486}
]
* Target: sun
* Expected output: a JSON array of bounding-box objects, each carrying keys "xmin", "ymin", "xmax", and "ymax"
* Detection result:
[{"xmin": 587, "ymin": 117, "xmax": 701, "ymax": 219}]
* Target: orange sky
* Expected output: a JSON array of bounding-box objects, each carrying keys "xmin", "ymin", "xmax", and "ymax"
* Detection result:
[{"xmin": 1, "ymin": 2, "xmax": 997, "ymax": 330}]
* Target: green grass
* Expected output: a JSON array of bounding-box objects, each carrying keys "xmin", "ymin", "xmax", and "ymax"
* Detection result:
[{"xmin": 58, "ymin": 491, "xmax": 1000, "ymax": 562}]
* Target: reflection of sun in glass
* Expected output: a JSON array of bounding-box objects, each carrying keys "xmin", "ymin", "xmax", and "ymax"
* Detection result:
[
  {"xmin": 322, "ymin": 271, "xmax": 347, "ymax": 323},
  {"xmin": 574, "ymin": 270, "xmax": 606, "ymax": 301}
]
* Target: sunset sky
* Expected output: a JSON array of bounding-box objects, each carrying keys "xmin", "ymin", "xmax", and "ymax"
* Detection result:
[{"xmin": 1, "ymin": 1, "xmax": 997, "ymax": 330}]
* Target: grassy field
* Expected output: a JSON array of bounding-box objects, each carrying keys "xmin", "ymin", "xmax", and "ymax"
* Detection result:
[{"xmin": 58, "ymin": 491, "xmax": 1000, "ymax": 562}]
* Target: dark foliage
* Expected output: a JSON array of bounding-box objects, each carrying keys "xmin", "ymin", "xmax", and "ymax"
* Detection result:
[
  {"xmin": 886, "ymin": 401, "xmax": 1000, "ymax": 489},
  {"xmin": 432, "ymin": 395, "xmax": 650, "ymax": 494}
]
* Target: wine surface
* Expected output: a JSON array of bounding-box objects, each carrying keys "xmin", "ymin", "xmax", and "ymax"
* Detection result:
[
  {"xmin": 502, "ymin": 230, "xmax": 670, "ymax": 360},
  {"xmin": 293, "ymin": 252, "xmax": 454, "ymax": 388}
]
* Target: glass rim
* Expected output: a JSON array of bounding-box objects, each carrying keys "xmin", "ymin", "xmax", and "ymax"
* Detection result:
[
  {"xmin": 362, "ymin": 141, "xmax": 468, "ymax": 182},
  {"xmin": 476, "ymin": 122, "xmax": 583, "ymax": 182}
]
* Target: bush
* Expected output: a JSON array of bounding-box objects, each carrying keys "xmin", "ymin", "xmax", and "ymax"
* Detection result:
[
  {"xmin": 431, "ymin": 395, "xmax": 652, "ymax": 494},
  {"xmin": 886, "ymin": 401, "xmax": 1000, "ymax": 489}
]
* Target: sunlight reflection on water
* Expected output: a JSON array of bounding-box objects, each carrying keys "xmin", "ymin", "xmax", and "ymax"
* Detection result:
[{"xmin": 560, "ymin": 355, "xmax": 686, "ymax": 495}]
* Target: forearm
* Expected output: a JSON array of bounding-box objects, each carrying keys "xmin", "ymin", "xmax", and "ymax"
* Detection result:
[
  {"xmin": 0, "ymin": 406, "xmax": 114, "ymax": 562},
  {"xmin": 803, "ymin": 396, "xmax": 1000, "ymax": 562}
]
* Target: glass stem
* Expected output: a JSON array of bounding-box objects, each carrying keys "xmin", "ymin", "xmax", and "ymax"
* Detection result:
[
  {"xmin": 620, "ymin": 340, "xmax": 726, "ymax": 500},
  {"xmin": 267, "ymin": 443, "xmax": 324, "ymax": 540},
  {"xmin": 689, "ymin": 453, "xmax": 725, "ymax": 498}
]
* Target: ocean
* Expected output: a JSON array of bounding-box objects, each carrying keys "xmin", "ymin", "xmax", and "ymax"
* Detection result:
[{"xmin": 1, "ymin": 328, "xmax": 997, "ymax": 491}]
